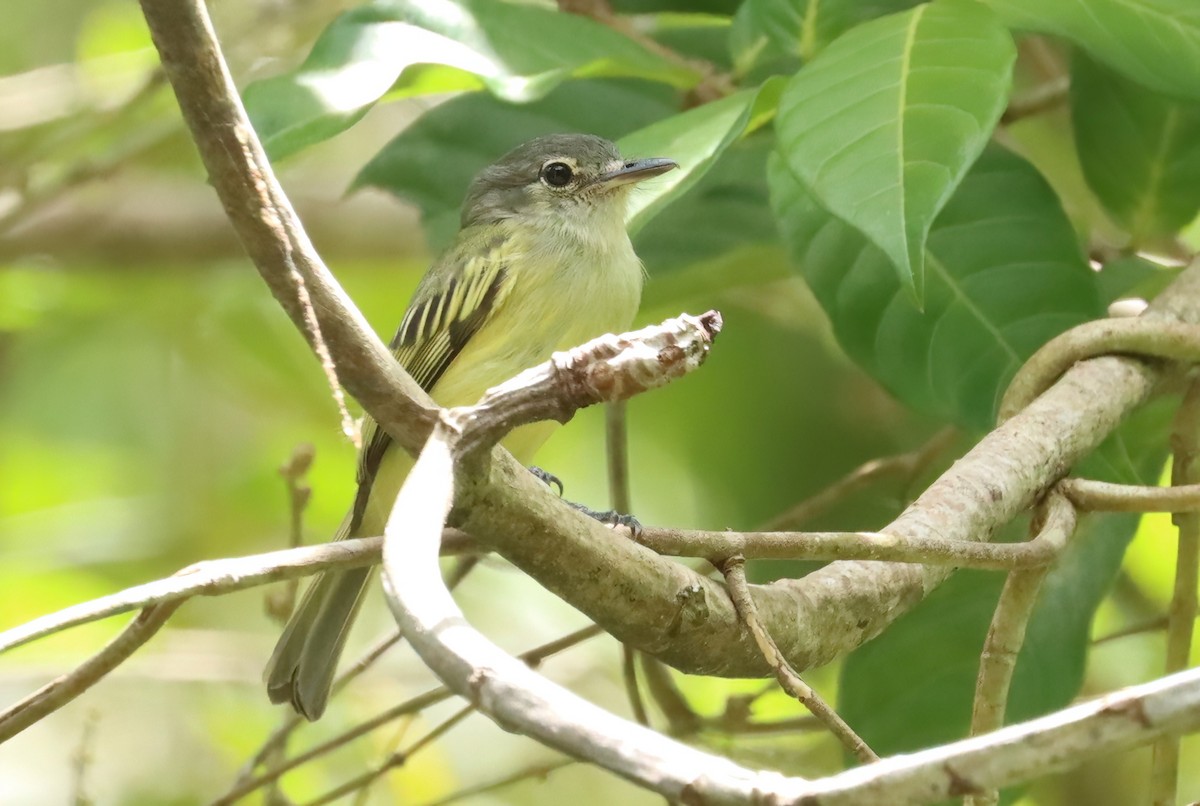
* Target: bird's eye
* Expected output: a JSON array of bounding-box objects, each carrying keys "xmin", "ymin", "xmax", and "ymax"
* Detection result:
[{"xmin": 541, "ymin": 161, "xmax": 574, "ymax": 188}]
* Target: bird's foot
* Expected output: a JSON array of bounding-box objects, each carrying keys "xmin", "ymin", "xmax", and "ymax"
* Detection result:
[{"xmin": 570, "ymin": 503, "xmax": 643, "ymax": 538}]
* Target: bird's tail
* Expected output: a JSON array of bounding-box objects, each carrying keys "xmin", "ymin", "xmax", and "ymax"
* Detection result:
[{"xmin": 263, "ymin": 559, "xmax": 373, "ymax": 721}]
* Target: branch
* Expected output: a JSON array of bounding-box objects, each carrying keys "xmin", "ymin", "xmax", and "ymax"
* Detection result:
[
  {"xmin": 1149, "ymin": 378, "xmax": 1200, "ymax": 804},
  {"xmin": 794, "ymin": 665, "xmax": 1200, "ymax": 804},
  {"xmin": 719, "ymin": 556, "xmax": 877, "ymax": 764},
  {"xmin": 999, "ymin": 319, "xmax": 1200, "ymax": 421},
  {"xmin": 0, "ymin": 602, "xmax": 179, "ymax": 742},
  {"xmin": 966, "ymin": 491, "xmax": 1079, "ymax": 806},
  {"xmin": 0, "ymin": 538, "xmax": 381, "ymax": 656},
  {"xmin": 137, "ymin": 0, "xmax": 435, "ymax": 457}
]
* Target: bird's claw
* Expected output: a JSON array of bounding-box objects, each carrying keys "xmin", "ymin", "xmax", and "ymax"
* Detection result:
[{"xmin": 528, "ymin": 466, "xmax": 564, "ymax": 496}]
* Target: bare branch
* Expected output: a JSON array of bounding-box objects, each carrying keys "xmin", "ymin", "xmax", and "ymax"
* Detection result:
[
  {"xmin": 0, "ymin": 602, "xmax": 179, "ymax": 742},
  {"xmin": 135, "ymin": 0, "xmax": 1200, "ymax": 691},
  {"xmin": 1149, "ymin": 379, "xmax": 1200, "ymax": 804},
  {"xmin": 451, "ymin": 311, "xmax": 722, "ymax": 459},
  {"xmin": 999, "ymin": 319, "xmax": 1200, "ymax": 421},
  {"xmin": 1062, "ymin": 477, "xmax": 1200, "ymax": 512},
  {"xmin": 137, "ymin": 0, "xmax": 436, "ymax": 457},
  {"xmin": 719, "ymin": 556, "xmax": 877, "ymax": 764},
  {"xmin": 794, "ymin": 665, "xmax": 1200, "ymax": 804},
  {"xmin": 418, "ymin": 758, "xmax": 575, "ymax": 806},
  {"xmin": 0, "ymin": 538, "xmax": 381, "ymax": 656},
  {"xmin": 635, "ymin": 524, "xmax": 1071, "ymax": 570},
  {"xmin": 379, "ymin": 320, "xmax": 1200, "ymax": 802},
  {"xmin": 966, "ymin": 491, "xmax": 1078, "ymax": 806},
  {"xmin": 218, "ymin": 623, "xmax": 603, "ymax": 805}
]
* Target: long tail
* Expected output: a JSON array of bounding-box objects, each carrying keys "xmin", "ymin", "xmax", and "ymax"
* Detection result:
[{"xmin": 263, "ymin": 562, "xmax": 373, "ymax": 720}]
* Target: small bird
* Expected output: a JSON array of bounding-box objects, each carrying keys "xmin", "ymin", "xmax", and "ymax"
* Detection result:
[{"xmin": 264, "ymin": 134, "xmax": 677, "ymax": 720}]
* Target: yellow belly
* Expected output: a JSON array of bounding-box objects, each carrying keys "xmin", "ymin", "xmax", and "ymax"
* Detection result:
[{"xmin": 358, "ymin": 249, "xmax": 642, "ymax": 537}]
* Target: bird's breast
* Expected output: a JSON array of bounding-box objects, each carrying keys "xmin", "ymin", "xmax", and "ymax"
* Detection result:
[{"xmin": 428, "ymin": 234, "xmax": 644, "ymax": 411}]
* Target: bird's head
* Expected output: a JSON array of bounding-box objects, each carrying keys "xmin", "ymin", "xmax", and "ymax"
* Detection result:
[{"xmin": 460, "ymin": 134, "xmax": 676, "ymax": 234}]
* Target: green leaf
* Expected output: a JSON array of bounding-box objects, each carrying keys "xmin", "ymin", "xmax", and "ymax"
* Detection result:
[
  {"xmin": 352, "ymin": 79, "xmax": 679, "ymax": 251},
  {"xmin": 775, "ymin": 1, "xmax": 1016, "ymax": 303},
  {"xmin": 242, "ymin": 0, "xmax": 699, "ymax": 161},
  {"xmin": 1071, "ymin": 53, "xmax": 1200, "ymax": 240},
  {"xmin": 986, "ymin": 0, "xmax": 1200, "ymax": 101},
  {"xmin": 769, "ymin": 143, "xmax": 1101, "ymax": 430}
]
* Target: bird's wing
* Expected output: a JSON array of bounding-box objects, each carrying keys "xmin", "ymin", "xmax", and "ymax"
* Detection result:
[{"xmin": 349, "ymin": 235, "xmax": 512, "ymax": 534}]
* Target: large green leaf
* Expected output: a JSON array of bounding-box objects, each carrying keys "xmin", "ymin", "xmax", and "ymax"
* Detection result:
[
  {"xmin": 352, "ymin": 79, "xmax": 679, "ymax": 251},
  {"xmin": 1071, "ymin": 53, "xmax": 1200, "ymax": 240},
  {"xmin": 775, "ymin": 1, "xmax": 1015, "ymax": 303},
  {"xmin": 986, "ymin": 0, "xmax": 1200, "ymax": 102},
  {"xmin": 769, "ymin": 143, "xmax": 1100, "ymax": 430},
  {"xmin": 242, "ymin": 0, "xmax": 699, "ymax": 161},
  {"xmin": 355, "ymin": 78, "xmax": 782, "ymax": 254}
]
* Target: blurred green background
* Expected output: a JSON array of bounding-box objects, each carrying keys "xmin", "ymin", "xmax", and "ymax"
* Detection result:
[{"xmin": 1, "ymin": 1, "xmax": 1197, "ymax": 804}]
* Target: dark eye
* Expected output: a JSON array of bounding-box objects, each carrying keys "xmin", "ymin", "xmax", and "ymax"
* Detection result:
[{"xmin": 541, "ymin": 161, "xmax": 574, "ymax": 188}]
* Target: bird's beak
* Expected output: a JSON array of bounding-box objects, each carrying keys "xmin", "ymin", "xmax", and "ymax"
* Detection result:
[{"xmin": 596, "ymin": 157, "xmax": 678, "ymax": 187}]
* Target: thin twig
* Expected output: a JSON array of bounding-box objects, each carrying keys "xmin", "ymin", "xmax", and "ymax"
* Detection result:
[
  {"xmin": 1093, "ymin": 616, "xmax": 1171, "ymax": 645},
  {"xmin": 607, "ymin": 401, "xmax": 648, "ymax": 725},
  {"xmin": 1062, "ymin": 477, "xmax": 1200, "ymax": 512},
  {"xmin": 0, "ymin": 602, "xmax": 180, "ymax": 742},
  {"xmin": 1150, "ymin": 380, "xmax": 1200, "ymax": 805},
  {"xmin": 216, "ymin": 624, "xmax": 604, "ymax": 805},
  {"xmin": 639, "ymin": 655, "xmax": 701, "ymax": 736},
  {"xmin": 555, "ymin": 0, "xmax": 733, "ymax": 102},
  {"xmin": 417, "ymin": 757, "xmax": 576, "ymax": 806},
  {"xmin": 999, "ymin": 319, "xmax": 1200, "ymax": 421},
  {"xmin": 265, "ymin": 443, "xmax": 315, "ymax": 623},
  {"xmin": 353, "ymin": 708, "xmax": 415, "ymax": 806},
  {"xmin": 635, "ymin": 524, "xmax": 1073, "ymax": 570},
  {"xmin": 302, "ymin": 704, "xmax": 475, "ymax": 806},
  {"xmin": 0, "ymin": 538, "xmax": 382, "ymax": 655},
  {"xmin": 761, "ymin": 427, "xmax": 957, "ymax": 531},
  {"xmin": 718, "ymin": 556, "xmax": 878, "ymax": 765},
  {"xmin": 966, "ymin": 491, "xmax": 1079, "ymax": 806},
  {"xmin": 70, "ymin": 710, "xmax": 99, "ymax": 806},
  {"xmin": 622, "ymin": 645, "xmax": 650, "ymax": 726}
]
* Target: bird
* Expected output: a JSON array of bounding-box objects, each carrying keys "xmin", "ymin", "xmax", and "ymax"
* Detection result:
[{"xmin": 264, "ymin": 133, "xmax": 677, "ymax": 720}]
